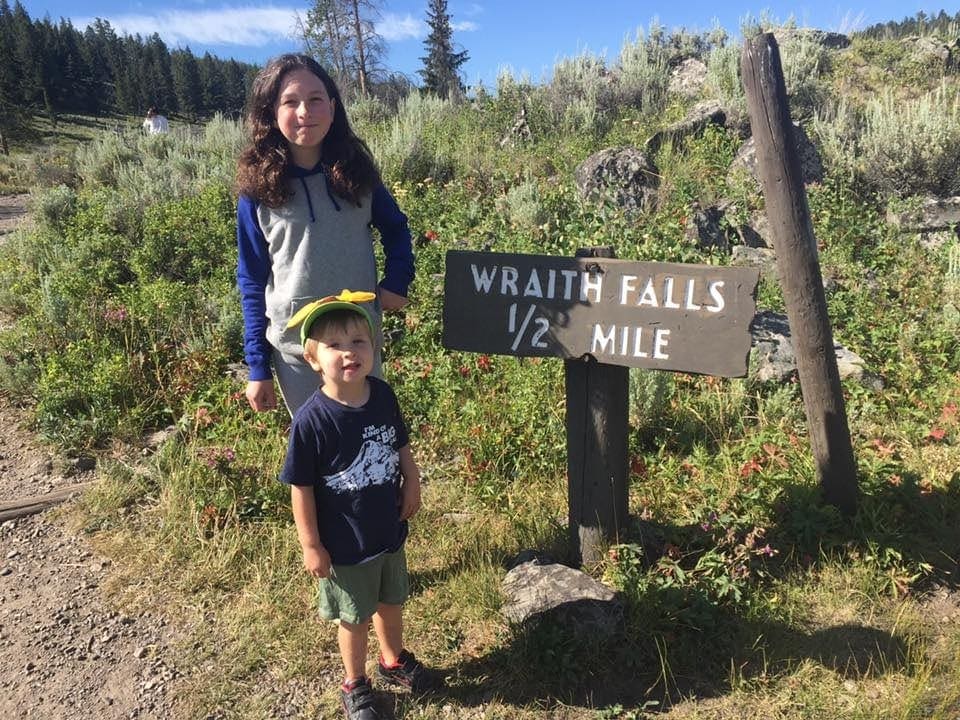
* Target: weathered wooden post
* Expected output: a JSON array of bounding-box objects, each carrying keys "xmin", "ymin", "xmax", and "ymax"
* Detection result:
[
  {"xmin": 565, "ymin": 247, "xmax": 628, "ymax": 565},
  {"xmin": 741, "ymin": 33, "xmax": 859, "ymax": 514}
]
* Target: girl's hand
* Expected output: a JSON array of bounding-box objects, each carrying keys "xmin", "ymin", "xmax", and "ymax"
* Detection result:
[
  {"xmin": 302, "ymin": 543, "xmax": 332, "ymax": 578},
  {"xmin": 379, "ymin": 287, "xmax": 409, "ymax": 312},
  {"xmin": 245, "ymin": 379, "xmax": 277, "ymax": 412}
]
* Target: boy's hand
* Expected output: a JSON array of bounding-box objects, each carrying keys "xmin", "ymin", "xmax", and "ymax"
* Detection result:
[
  {"xmin": 302, "ymin": 543, "xmax": 332, "ymax": 578},
  {"xmin": 399, "ymin": 474, "xmax": 421, "ymax": 521}
]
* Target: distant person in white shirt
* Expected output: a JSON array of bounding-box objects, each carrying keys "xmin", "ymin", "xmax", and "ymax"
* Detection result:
[{"xmin": 143, "ymin": 107, "xmax": 169, "ymax": 134}]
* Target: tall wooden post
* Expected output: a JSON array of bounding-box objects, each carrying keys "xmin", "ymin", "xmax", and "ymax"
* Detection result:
[
  {"xmin": 741, "ymin": 34, "xmax": 858, "ymax": 514},
  {"xmin": 565, "ymin": 246, "xmax": 629, "ymax": 565}
]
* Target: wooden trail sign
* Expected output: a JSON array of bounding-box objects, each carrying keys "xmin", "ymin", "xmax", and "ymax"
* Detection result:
[
  {"xmin": 443, "ymin": 250, "xmax": 759, "ymax": 377},
  {"xmin": 443, "ymin": 248, "xmax": 760, "ymax": 565}
]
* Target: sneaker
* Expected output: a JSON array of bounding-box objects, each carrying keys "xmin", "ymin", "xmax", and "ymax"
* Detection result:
[
  {"xmin": 377, "ymin": 650, "xmax": 441, "ymax": 694},
  {"xmin": 340, "ymin": 677, "xmax": 381, "ymax": 720}
]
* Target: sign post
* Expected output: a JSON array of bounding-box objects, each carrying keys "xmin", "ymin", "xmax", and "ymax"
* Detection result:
[{"xmin": 443, "ymin": 249, "xmax": 759, "ymax": 564}]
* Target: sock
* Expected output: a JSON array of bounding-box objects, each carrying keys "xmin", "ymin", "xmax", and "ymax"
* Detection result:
[{"xmin": 342, "ymin": 676, "xmax": 367, "ymax": 691}]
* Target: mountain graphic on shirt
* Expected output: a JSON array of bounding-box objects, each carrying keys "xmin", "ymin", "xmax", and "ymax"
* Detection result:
[{"xmin": 326, "ymin": 439, "xmax": 398, "ymax": 494}]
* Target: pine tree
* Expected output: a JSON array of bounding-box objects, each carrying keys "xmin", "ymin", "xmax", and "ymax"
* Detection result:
[
  {"xmin": 172, "ymin": 48, "xmax": 203, "ymax": 121},
  {"xmin": 199, "ymin": 52, "xmax": 226, "ymax": 116},
  {"xmin": 418, "ymin": 0, "xmax": 468, "ymax": 100},
  {"xmin": 0, "ymin": 0, "xmax": 24, "ymax": 151},
  {"xmin": 143, "ymin": 33, "xmax": 175, "ymax": 114}
]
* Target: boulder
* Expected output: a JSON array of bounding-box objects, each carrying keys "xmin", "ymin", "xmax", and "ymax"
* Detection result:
[
  {"xmin": 887, "ymin": 196, "xmax": 960, "ymax": 232},
  {"xmin": 668, "ymin": 57, "xmax": 708, "ymax": 99},
  {"xmin": 574, "ymin": 147, "xmax": 659, "ymax": 214},
  {"xmin": 728, "ymin": 121, "xmax": 824, "ymax": 187},
  {"xmin": 773, "ymin": 28, "xmax": 851, "ymax": 50},
  {"xmin": 501, "ymin": 560, "xmax": 622, "ymax": 632},
  {"xmin": 750, "ymin": 310, "xmax": 880, "ymax": 388},
  {"xmin": 731, "ymin": 245, "xmax": 778, "ymax": 279},
  {"xmin": 645, "ymin": 100, "xmax": 727, "ymax": 156},
  {"xmin": 900, "ymin": 35, "xmax": 960, "ymax": 71},
  {"xmin": 685, "ymin": 203, "xmax": 729, "ymax": 251}
]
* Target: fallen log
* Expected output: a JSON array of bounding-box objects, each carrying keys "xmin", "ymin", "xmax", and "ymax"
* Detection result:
[{"xmin": 0, "ymin": 482, "xmax": 95, "ymax": 522}]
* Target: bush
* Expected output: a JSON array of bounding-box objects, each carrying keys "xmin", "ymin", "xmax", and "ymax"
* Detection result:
[
  {"xmin": 815, "ymin": 82, "xmax": 960, "ymax": 199},
  {"xmin": 368, "ymin": 93, "xmax": 458, "ymax": 184},
  {"xmin": 132, "ymin": 183, "xmax": 236, "ymax": 284}
]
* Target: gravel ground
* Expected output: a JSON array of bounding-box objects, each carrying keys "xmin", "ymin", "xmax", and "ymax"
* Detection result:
[{"xmin": 0, "ymin": 403, "xmax": 183, "ymax": 719}]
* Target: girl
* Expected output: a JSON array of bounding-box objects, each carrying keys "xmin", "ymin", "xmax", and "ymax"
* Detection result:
[{"xmin": 235, "ymin": 54, "xmax": 414, "ymax": 415}]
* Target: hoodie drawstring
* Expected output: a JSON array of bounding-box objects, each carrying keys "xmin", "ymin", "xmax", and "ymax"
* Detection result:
[{"xmin": 298, "ymin": 171, "xmax": 341, "ymax": 222}]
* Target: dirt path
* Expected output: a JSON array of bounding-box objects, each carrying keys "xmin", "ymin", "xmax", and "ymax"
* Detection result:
[
  {"xmin": 0, "ymin": 195, "xmax": 183, "ymax": 719},
  {"xmin": 0, "ymin": 193, "xmax": 30, "ymax": 237}
]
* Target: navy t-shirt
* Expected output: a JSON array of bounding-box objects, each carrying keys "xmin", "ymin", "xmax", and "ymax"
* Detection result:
[{"xmin": 280, "ymin": 377, "xmax": 410, "ymax": 565}]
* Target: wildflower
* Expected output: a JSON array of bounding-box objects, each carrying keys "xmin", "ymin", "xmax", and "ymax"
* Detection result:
[
  {"xmin": 424, "ymin": 230, "xmax": 439, "ymax": 242},
  {"xmin": 103, "ymin": 306, "xmax": 129, "ymax": 322},
  {"xmin": 458, "ymin": 365, "xmax": 471, "ymax": 377},
  {"xmin": 754, "ymin": 544, "xmax": 777, "ymax": 557},
  {"xmin": 476, "ymin": 355, "xmax": 492, "ymax": 372}
]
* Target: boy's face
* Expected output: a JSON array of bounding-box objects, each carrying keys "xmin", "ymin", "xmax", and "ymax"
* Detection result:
[{"xmin": 304, "ymin": 318, "xmax": 374, "ymax": 388}]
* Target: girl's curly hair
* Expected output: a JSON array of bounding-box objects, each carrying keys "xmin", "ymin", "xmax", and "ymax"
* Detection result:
[{"xmin": 235, "ymin": 54, "xmax": 380, "ymax": 207}]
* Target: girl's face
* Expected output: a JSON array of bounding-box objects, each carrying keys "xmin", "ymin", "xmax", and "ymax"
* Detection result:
[{"xmin": 274, "ymin": 67, "xmax": 335, "ymax": 168}]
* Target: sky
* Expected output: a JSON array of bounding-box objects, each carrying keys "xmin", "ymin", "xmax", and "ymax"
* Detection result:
[{"xmin": 19, "ymin": 1, "xmax": 954, "ymax": 88}]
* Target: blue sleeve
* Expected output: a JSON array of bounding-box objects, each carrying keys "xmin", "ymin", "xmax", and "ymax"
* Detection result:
[
  {"xmin": 236, "ymin": 195, "xmax": 273, "ymax": 381},
  {"xmin": 371, "ymin": 183, "xmax": 415, "ymax": 297}
]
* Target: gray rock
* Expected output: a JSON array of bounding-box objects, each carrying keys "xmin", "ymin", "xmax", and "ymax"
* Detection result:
[
  {"xmin": 501, "ymin": 560, "xmax": 620, "ymax": 629},
  {"xmin": 685, "ymin": 203, "xmax": 729, "ymax": 251},
  {"xmin": 645, "ymin": 100, "xmax": 727, "ymax": 156},
  {"xmin": 729, "ymin": 121, "xmax": 824, "ymax": 187},
  {"xmin": 668, "ymin": 58, "xmax": 708, "ymax": 99},
  {"xmin": 731, "ymin": 245, "xmax": 778, "ymax": 279},
  {"xmin": 750, "ymin": 310, "xmax": 878, "ymax": 387},
  {"xmin": 887, "ymin": 196, "xmax": 960, "ymax": 230},
  {"xmin": 574, "ymin": 147, "xmax": 658, "ymax": 215},
  {"xmin": 900, "ymin": 35, "xmax": 960, "ymax": 71},
  {"xmin": 774, "ymin": 27, "xmax": 851, "ymax": 50}
]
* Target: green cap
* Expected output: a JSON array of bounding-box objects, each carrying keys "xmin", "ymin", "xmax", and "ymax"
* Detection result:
[{"xmin": 286, "ymin": 290, "xmax": 376, "ymax": 346}]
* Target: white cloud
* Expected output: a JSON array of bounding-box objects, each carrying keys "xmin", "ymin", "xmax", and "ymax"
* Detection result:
[
  {"xmin": 75, "ymin": 4, "xmax": 480, "ymax": 49},
  {"xmin": 376, "ymin": 11, "xmax": 479, "ymax": 42},
  {"xmin": 378, "ymin": 12, "xmax": 425, "ymax": 42},
  {"xmin": 75, "ymin": 5, "xmax": 303, "ymax": 47}
]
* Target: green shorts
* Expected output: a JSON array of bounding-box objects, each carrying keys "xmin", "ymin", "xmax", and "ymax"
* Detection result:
[{"xmin": 318, "ymin": 547, "xmax": 409, "ymax": 625}]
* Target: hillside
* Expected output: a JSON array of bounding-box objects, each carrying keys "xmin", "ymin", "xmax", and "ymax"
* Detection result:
[{"xmin": 0, "ymin": 19, "xmax": 959, "ymax": 720}]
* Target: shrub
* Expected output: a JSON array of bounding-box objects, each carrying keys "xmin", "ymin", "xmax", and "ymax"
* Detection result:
[
  {"xmin": 74, "ymin": 132, "xmax": 140, "ymax": 187},
  {"xmin": 368, "ymin": 93, "xmax": 457, "ymax": 184},
  {"xmin": 132, "ymin": 183, "xmax": 236, "ymax": 284},
  {"xmin": 815, "ymin": 82, "xmax": 960, "ymax": 199},
  {"xmin": 704, "ymin": 43, "xmax": 746, "ymax": 112},
  {"xmin": 617, "ymin": 28, "xmax": 670, "ymax": 114},
  {"xmin": 495, "ymin": 177, "xmax": 547, "ymax": 231}
]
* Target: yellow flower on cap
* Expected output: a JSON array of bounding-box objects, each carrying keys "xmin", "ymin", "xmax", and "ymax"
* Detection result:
[{"xmin": 287, "ymin": 289, "xmax": 377, "ymax": 345}]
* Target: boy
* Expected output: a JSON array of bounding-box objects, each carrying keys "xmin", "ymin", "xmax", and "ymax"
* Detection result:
[{"xmin": 282, "ymin": 290, "xmax": 437, "ymax": 720}]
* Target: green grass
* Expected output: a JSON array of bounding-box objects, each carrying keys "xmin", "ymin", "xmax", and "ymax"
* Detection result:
[{"xmin": 2, "ymin": 30, "xmax": 959, "ymax": 720}]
